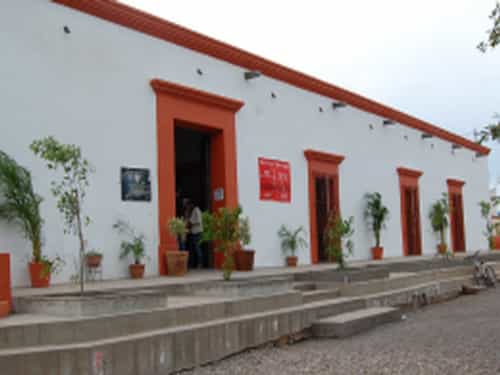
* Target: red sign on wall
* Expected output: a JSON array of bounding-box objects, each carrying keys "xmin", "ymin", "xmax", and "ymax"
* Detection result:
[{"xmin": 258, "ymin": 158, "xmax": 291, "ymax": 203}]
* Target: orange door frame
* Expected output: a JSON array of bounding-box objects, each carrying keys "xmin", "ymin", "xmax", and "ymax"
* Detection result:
[
  {"xmin": 447, "ymin": 179, "xmax": 466, "ymax": 253},
  {"xmin": 151, "ymin": 79, "xmax": 244, "ymax": 275},
  {"xmin": 305, "ymin": 150, "xmax": 345, "ymax": 264},
  {"xmin": 397, "ymin": 167, "xmax": 423, "ymax": 256}
]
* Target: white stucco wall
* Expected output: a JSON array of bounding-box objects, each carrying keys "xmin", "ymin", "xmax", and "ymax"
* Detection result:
[{"xmin": 0, "ymin": 1, "xmax": 490, "ymax": 286}]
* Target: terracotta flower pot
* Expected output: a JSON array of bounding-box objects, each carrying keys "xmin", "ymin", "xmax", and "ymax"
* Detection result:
[
  {"xmin": 29, "ymin": 262, "xmax": 50, "ymax": 288},
  {"xmin": 129, "ymin": 263, "xmax": 145, "ymax": 279},
  {"xmin": 286, "ymin": 256, "xmax": 298, "ymax": 267},
  {"xmin": 235, "ymin": 249, "xmax": 255, "ymax": 271},
  {"xmin": 437, "ymin": 244, "xmax": 447, "ymax": 254},
  {"xmin": 166, "ymin": 251, "xmax": 189, "ymax": 276},
  {"xmin": 371, "ymin": 246, "xmax": 384, "ymax": 260},
  {"xmin": 493, "ymin": 236, "xmax": 500, "ymax": 250},
  {"xmin": 86, "ymin": 255, "xmax": 102, "ymax": 268}
]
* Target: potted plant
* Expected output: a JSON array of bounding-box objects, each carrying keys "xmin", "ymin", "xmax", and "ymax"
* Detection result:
[
  {"xmin": 234, "ymin": 216, "xmax": 255, "ymax": 271},
  {"xmin": 31, "ymin": 137, "xmax": 92, "ymax": 294},
  {"xmin": 85, "ymin": 250, "xmax": 103, "ymax": 268},
  {"xmin": 364, "ymin": 192, "xmax": 390, "ymax": 260},
  {"xmin": 114, "ymin": 220, "xmax": 147, "ymax": 279},
  {"xmin": 0, "ymin": 150, "xmax": 63, "ymax": 287},
  {"xmin": 201, "ymin": 206, "xmax": 241, "ymax": 281},
  {"xmin": 278, "ymin": 225, "xmax": 307, "ymax": 267},
  {"xmin": 429, "ymin": 193, "xmax": 449, "ymax": 255},
  {"xmin": 324, "ymin": 213, "xmax": 354, "ymax": 270},
  {"xmin": 166, "ymin": 217, "xmax": 189, "ymax": 276},
  {"xmin": 479, "ymin": 199, "xmax": 497, "ymax": 250}
]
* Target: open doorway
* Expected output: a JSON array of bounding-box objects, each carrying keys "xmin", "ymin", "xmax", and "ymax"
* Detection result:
[
  {"xmin": 175, "ymin": 123, "xmax": 211, "ymax": 269},
  {"xmin": 315, "ymin": 175, "xmax": 338, "ymax": 262}
]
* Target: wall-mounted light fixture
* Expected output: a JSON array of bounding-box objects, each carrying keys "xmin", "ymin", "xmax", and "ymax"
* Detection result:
[
  {"xmin": 196, "ymin": 68, "xmax": 203, "ymax": 76},
  {"xmin": 271, "ymin": 92, "xmax": 277, "ymax": 99},
  {"xmin": 383, "ymin": 119, "xmax": 396, "ymax": 126},
  {"xmin": 244, "ymin": 70, "xmax": 261, "ymax": 80},
  {"xmin": 332, "ymin": 101, "xmax": 347, "ymax": 110},
  {"xmin": 63, "ymin": 25, "xmax": 71, "ymax": 34},
  {"xmin": 421, "ymin": 133, "xmax": 433, "ymax": 139},
  {"xmin": 319, "ymin": 106, "xmax": 324, "ymax": 113},
  {"xmin": 452, "ymin": 144, "xmax": 462, "ymax": 150}
]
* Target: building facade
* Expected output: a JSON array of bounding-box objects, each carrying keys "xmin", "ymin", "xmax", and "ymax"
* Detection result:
[{"xmin": 0, "ymin": 0, "xmax": 490, "ymax": 287}]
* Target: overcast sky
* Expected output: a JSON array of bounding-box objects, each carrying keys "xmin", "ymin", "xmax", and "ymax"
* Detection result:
[{"xmin": 122, "ymin": 0, "xmax": 500, "ymax": 185}]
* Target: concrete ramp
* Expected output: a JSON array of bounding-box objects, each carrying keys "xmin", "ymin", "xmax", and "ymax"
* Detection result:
[{"xmin": 312, "ymin": 306, "xmax": 401, "ymax": 338}]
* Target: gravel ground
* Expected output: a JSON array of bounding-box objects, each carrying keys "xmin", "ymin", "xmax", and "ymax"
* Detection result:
[{"xmin": 184, "ymin": 288, "xmax": 500, "ymax": 375}]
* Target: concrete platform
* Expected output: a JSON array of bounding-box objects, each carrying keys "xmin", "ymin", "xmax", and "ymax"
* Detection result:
[{"xmin": 312, "ymin": 306, "xmax": 401, "ymax": 338}]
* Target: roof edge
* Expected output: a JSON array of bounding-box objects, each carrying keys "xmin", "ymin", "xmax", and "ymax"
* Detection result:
[{"xmin": 52, "ymin": 0, "xmax": 490, "ymax": 156}]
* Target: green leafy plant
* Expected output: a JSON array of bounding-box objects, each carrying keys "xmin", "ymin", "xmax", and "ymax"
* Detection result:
[
  {"xmin": 429, "ymin": 193, "xmax": 450, "ymax": 253},
  {"xmin": 364, "ymin": 192, "xmax": 389, "ymax": 248},
  {"xmin": 239, "ymin": 216, "xmax": 251, "ymax": 248},
  {"xmin": 31, "ymin": 137, "xmax": 93, "ymax": 294},
  {"xmin": 0, "ymin": 150, "xmax": 44, "ymax": 262},
  {"xmin": 278, "ymin": 225, "xmax": 307, "ymax": 257},
  {"xmin": 85, "ymin": 250, "xmax": 102, "ymax": 257},
  {"xmin": 114, "ymin": 220, "xmax": 147, "ymax": 264},
  {"xmin": 479, "ymin": 199, "xmax": 499, "ymax": 250},
  {"xmin": 167, "ymin": 217, "xmax": 187, "ymax": 242},
  {"xmin": 324, "ymin": 213, "xmax": 354, "ymax": 270},
  {"xmin": 201, "ymin": 206, "xmax": 242, "ymax": 281},
  {"xmin": 478, "ymin": 2, "xmax": 500, "ymax": 52}
]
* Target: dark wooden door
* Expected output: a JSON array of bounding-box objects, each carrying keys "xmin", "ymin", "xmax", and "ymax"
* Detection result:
[
  {"xmin": 451, "ymin": 193, "xmax": 465, "ymax": 252},
  {"xmin": 315, "ymin": 175, "xmax": 337, "ymax": 262},
  {"xmin": 404, "ymin": 187, "xmax": 421, "ymax": 255}
]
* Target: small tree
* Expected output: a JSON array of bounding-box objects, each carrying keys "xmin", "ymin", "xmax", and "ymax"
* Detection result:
[
  {"xmin": 31, "ymin": 137, "xmax": 93, "ymax": 295},
  {"xmin": 277, "ymin": 225, "xmax": 307, "ymax": 258},
  {"xmin": 201, "ymin": 206, "xmax": 242, "ymax": 281},
  {"xmin": 429, "ymin": 193, "xmax": 450, "ymax": 253},
  {"xmin": 364, "ymin": 192, "xmax": 389, "ymax": 248},
  {"xmin": 324, "ymin": 213, "xmax": 354, "ymax": 270},
  {"xmin": 478, "ymin": 2, "xmax": 500, "ymax": 52},
  {"xmin": 479, "ymin": 199, "xmax": 498, "ymax": 250}
]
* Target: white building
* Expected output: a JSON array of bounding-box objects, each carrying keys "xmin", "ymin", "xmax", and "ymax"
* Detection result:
[{"xmin": 0, "ymin": 0, "xmax": 490, "ymax": 287}]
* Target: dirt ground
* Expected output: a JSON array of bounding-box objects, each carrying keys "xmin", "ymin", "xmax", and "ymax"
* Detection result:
[{"xmin": 185, "ymin": 288, "xmax": 500, "ymax": 375}]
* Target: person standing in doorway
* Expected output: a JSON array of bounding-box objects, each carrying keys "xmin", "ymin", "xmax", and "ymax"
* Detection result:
[{"xmin": 186, "ymin": 200, "xmax": 203, "ymax": 269}]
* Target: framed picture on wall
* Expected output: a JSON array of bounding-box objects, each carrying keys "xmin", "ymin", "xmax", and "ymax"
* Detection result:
[{"xmin": 121, "ymin": 167, "xmax": 151, "ymax": 202}]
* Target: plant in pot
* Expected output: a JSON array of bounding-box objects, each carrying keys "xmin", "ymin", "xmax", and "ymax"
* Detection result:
[
  {"xmin": 429, "ymin": 193, "xmax": 450, "ymax": 255},
  {"xmin": 114, "ymin": 220, "xmax": 148, "ymax": 279},
  {"xmin": 0, "ymin": 150, "xmax": 63, "ymax": 287},
  {"xmin": 201, "ymin": 206, "xmax": 241, "ymax": 281},
  {"xmin": 324, "ymin": 213, "xmax": 354, "ymax": 270},
  {"xmin": 479, "ymin": 199, "xmax": 497, "ymax": 250},
  {"xmin": 364, "ymin": 192, "xmax": 389, "ymax": 260},
  {"xmin": 234, "ymin": 215, "xmax": 255, "ymax": 271},
  {"xmin": 31, "ymin": 137, "xmax": 92, "ymax": 294},
  {"xmin": 278, "ymin": 225, "xmax": 307, "ymax": 267},
  {"xmin": 166, "ymin": 217, "xmax": 189, "ymax": 276},
  {"xmin": 85, "ymin": 250, "xmax": 103, "ymax": 268}
]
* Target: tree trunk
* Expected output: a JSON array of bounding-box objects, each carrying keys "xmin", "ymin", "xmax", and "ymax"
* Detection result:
[{"xmin": 75, "ymin": 197, "xmax": 85, "ymax": 295}]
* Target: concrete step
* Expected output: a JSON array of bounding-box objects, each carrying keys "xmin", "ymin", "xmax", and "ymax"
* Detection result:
[
  {"xmin": 293, "ymin": 282, "xmax": 316, "ymax": 291},
  {"xmin": 0, "ymin": 275, "xmax": 470, "ymax": 374},
  {"xmin": 302, "ymin": 289, "xmax": 340, "ymax": 304},
  {"xmin": 312, "ymin": 306, "xmax": 401, "ymax": 338}
]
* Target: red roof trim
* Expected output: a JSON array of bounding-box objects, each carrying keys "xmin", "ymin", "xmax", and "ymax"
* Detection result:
[
  {"xmin": 53, "ymin": 0, "xmax": 490, "ymax": 156},
  {"xmin": 397, "ymin": 167, "xmax": 423, "ymax": 179},
  {"xmin": 151, "ymin": 79, "xmax": 244, "ymax": 112}
]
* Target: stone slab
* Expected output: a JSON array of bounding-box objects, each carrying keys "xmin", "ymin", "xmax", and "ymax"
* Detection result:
[{"xmin": 312, "ymin": 307, "xmax": 401, "ymax": 338}]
